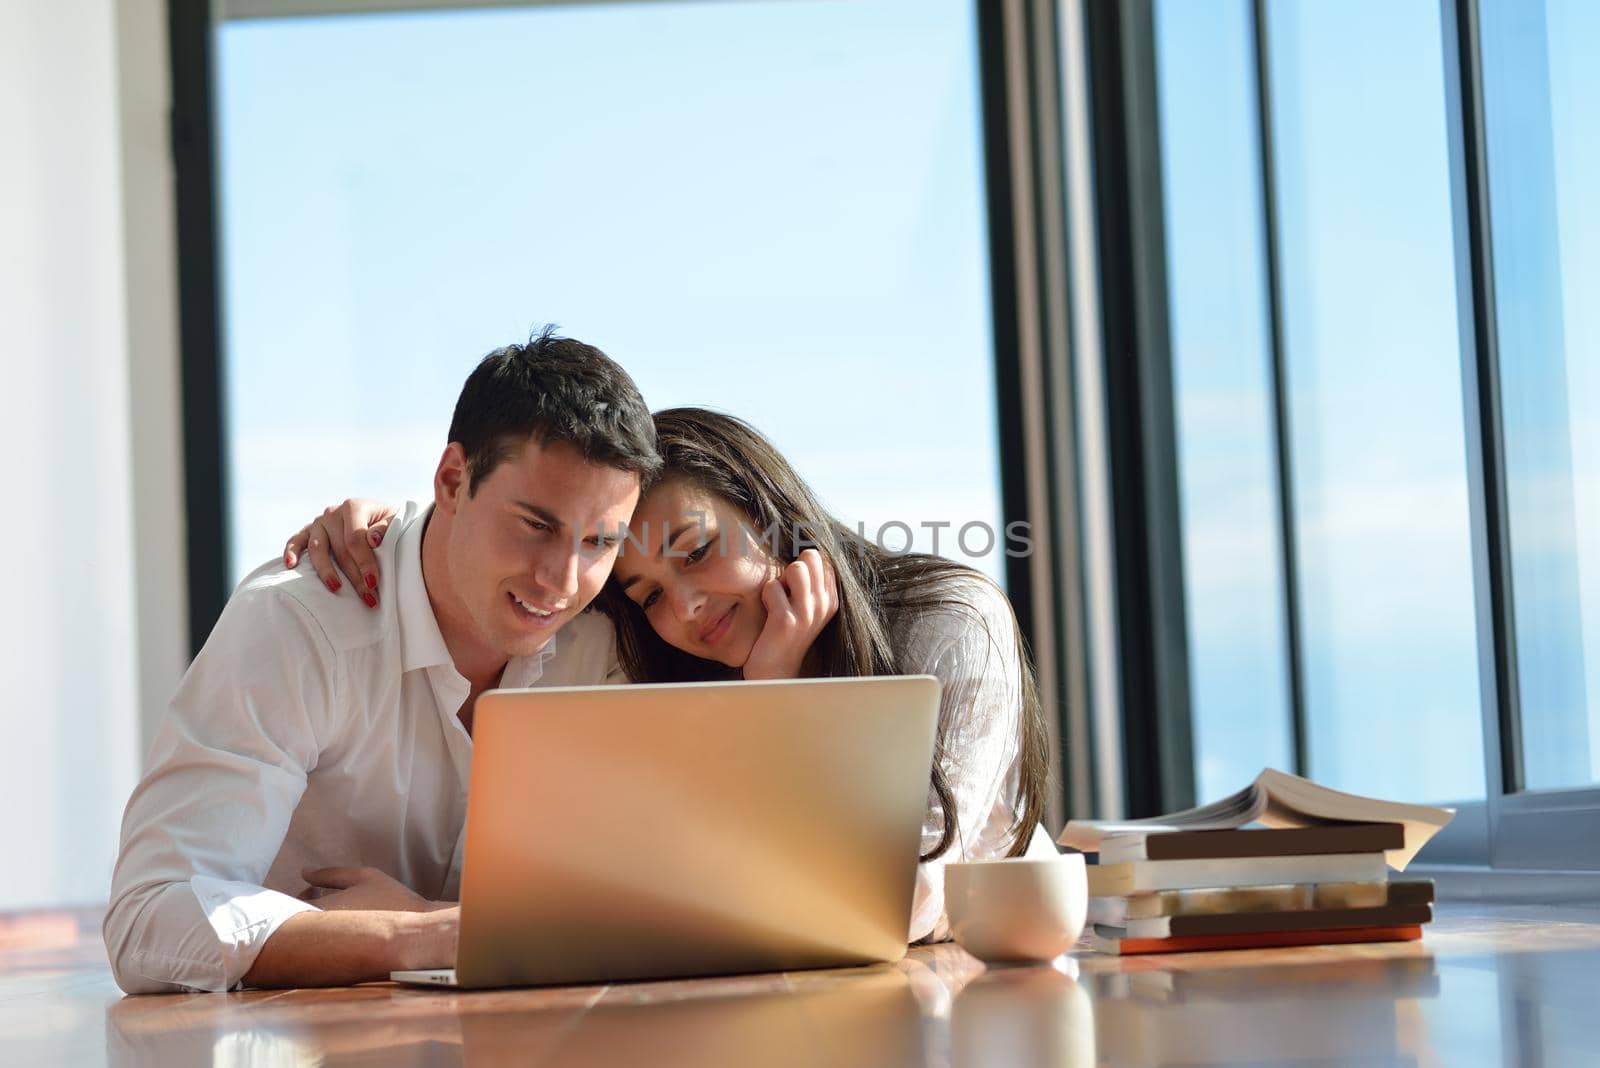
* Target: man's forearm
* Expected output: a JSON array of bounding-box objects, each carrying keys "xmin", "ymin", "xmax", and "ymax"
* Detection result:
[{"xmin": 241, "ymin": 908, "xmax": 457, "ymax": 988}]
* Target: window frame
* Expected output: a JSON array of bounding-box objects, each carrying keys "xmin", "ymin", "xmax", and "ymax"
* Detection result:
[
  {"xmin": 168, "ymin": 0, "xmax": 1079, "ymax": 823},
  {"xmin": 170, "ymin": 0, "xmax": 1600, "ymax": 869},
  {"xmin": 1079, "ymin": 0, "xmax": 1196, "ymax": 818},
  {"xmin": 1441, "ymin": 0, "xmax": 1600, "ymax": 869},
  {"xmin": 169, "ymin": 0, "xmax": 231, "ymax": 660},
  {"xmin": 1067, "ymin": 0, "xmax": 1600, "ymax": 870}
]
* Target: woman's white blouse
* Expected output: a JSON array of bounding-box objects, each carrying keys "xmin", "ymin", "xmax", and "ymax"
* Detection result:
[{"xmin": 895, "ymin": 575, "xmax": 1051, "ymax": 943}]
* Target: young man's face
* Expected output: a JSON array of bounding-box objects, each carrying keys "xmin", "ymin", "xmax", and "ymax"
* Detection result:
[{"xmin": 434, "ymin": 437, "xmax": 640, "ymax": 661}]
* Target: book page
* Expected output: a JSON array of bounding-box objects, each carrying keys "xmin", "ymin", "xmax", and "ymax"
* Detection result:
[
  {"xmin": 1056, "ymin": 767, "xmax": 1455, "ymax": 867},
  {"xmin": 1056, "ymin": 783, "xmax": 1267, "ymax": 852},
  {"xmin": 1253, "ymin": 768, "xmax": 1454, "ymax": 869}
]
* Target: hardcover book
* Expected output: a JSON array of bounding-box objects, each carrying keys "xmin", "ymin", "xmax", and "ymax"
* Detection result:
[
  {"xmin": 1096, "ymin": 822, "xmax": 1405, "ymax": 864},
  {"xmin": 1087, "ymin": 879, "xmax": 1435, "ymax": 925},
  {"xmin": 1058, "ymin": 768, "xmax": 1454, "ymax": 870},
  {"xmin": 1085, "ymin": 852, "xmax": 1388, "ymax": 897},
  {"xmin": 1089, "ymin": 923, "xmax": 1424, "ymax": 957},
  {"xmin": 1098, "ymin": 901, "xmax": 1434, "ymax": 940}
]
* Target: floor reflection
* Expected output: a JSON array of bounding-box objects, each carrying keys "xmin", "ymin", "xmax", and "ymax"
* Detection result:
[
  {"xmin": 951, "ymin": 961, "xmax": 1095, "ymax": 1068},
  {"xmin": 106, "ymin": 951, "xmax": 1100, "ymax": 1068},
  {"xmin": 101, "ymin": 941, "xmax": 1472, "ymax": 1067},
  {"xmin": 538, "ymin": 967, "xmax": 924, "ymax": 1067},
  {"xmin": 106, "ymin": 964, "xmax": 935, "ymax": 1067},
  {"xmin": 108, "ymin": 986, "xmax": 479, "ymax": 1068},
  {"xmin": 72, "ymin": 903, "xmax": 1600, "ymax": 1068},
  {"xmin": 103, "ymin": 946, "xmax": 1451, "ymax": 1068},
  {"xmin": 1081, "ymin": 949, "xmax": 1441, "ymax": 1066}
]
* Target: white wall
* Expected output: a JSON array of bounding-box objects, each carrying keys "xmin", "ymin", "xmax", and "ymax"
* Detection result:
[
  {"xmin": 116, "ymin": 0, "xmax": 192, "ymax": 760},
  {"xmin": 0, "ymin": 0, "xmax": 187, "ymax": 910}
]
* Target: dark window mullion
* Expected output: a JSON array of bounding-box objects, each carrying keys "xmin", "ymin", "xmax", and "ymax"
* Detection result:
[
  {"xmin": 1084, "ymin": 0, "xmax": 1194, "ymax": 817},
  {"xmin": 1022, "ymin": 0, "xmax": 1092, "ymax": 828},
  {"xmin": 976, "ymin": 0, "xmax": 1080, "ymax": 828},
  {"xmin": 1440, "ymin": 0, "xmax": 1518, "ymax": 831},
  {"xmin": 169, "ymin": 0, "xmax": 232, "ymax": 657},
  {"xmin": 1250, "ymin": 0, "xmax": 1309, "ymax": 781}
]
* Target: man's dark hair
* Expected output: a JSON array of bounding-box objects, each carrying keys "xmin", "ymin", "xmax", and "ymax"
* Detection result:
[{"xmin": 448, "ymin": 325, "xmax": 661, "ymax": 492}]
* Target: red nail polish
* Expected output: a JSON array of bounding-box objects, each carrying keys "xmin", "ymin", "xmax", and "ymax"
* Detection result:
[
  {"xmin": 363, "ymin": 593, "xmax": 377, "ymax": 608},
  {"xmin": 326, "ymin": 577, "xmax": 340, "ymax": 593},
  {"xmin": 366, "ymin": 573, "xmax": 378, "ymax": 590},
  {"xmin": 369, "ymin": 530, "xmax": 382, "ymax": 547}
]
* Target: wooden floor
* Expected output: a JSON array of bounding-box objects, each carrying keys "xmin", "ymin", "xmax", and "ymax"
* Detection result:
[{"xmin": 4, "ymin": 901, "xmax": 1599, "ymax": 1066}]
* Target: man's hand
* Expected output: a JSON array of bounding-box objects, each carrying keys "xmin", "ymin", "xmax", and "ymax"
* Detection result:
[
  {"xmin": 742, "ymin": 548, "xmax": 839, "ymax": 680},
  {"xmin": 245, "ymin": 868, "xmax": 460, "ymax": 987},
  {"xmin": 242, "ymin": 906, "xmax": 460, "ymax": 988},
  {"xmin": 302, "ymin": 866, "xmax": 435, "ymax": 912}
]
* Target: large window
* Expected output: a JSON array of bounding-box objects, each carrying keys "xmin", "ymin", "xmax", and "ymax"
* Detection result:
[
  {"xmin": 180, "ymin": 0, "xmax": 1600, "ymax": 862},
  {"xmin": 1153, "ymin": 0, "xmax": 1293, "ymax": 804},
  {"xmin": 1480, "ymin": 0, "xmax": 1600, "ymax": 792},
  {"xmin": 1108, "ymin": 0, "xmax": 1598, "ymax": 865},
  {"xmin": 1265, "ymin": 0, "xmax": 1485, "ymax": 803},
  {"xmin": 214, "ymin": 0, "xmax": 1002, "ymax": 586},
  {"xmin": 1152, "ymin": 0, "xmax": 1486, "ymax": 806}
]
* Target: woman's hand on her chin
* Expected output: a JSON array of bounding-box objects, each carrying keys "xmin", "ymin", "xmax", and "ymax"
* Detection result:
[
  {"xmin": 741, "ymin": 548, "xmax": 839, "ymax": 680},
  {"xmin": 283, "ymin": 498, "xmax": 400, "ymax": 606}
]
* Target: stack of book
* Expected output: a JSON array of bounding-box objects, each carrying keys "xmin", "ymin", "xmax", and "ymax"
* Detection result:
[{"xmin": 1058, "ymin": 768, "xmax": 1454, "ymax": 956}]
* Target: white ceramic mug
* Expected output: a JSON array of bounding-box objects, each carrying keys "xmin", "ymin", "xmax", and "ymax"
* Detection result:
[{"xmin": 944, "ymin": 854, "xmax": 1088, "ymax": 963}]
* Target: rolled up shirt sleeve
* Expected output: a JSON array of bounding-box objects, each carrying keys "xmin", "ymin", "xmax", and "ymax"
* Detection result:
[{"xmin": 104, "ymin": 585, "xmax": 336, "ymax": 994}]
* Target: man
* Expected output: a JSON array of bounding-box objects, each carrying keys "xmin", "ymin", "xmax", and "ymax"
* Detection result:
[{"xmin": 104, "ymin": 329, "xmax": 660, "ymax": 993}]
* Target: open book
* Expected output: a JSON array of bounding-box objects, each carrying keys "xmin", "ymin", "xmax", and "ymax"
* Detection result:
[{"xmin": 1056, "ymin": 768, "xmax": 1454, "ymax": 870}]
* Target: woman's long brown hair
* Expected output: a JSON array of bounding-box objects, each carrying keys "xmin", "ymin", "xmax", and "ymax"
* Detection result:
[{"xmin": 595, "ymin": 407, "xmax": 1051, "ymax": 862}]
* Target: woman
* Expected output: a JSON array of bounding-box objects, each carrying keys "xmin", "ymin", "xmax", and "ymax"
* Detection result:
[{"xmin": 285, "ymin": 407, "xmax": 1052, "ymax": 942}]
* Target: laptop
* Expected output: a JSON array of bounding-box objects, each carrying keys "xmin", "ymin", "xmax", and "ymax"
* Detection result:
[{"xmin": 391, "ymin": 675, "xmax": 941, "ymax": 989}]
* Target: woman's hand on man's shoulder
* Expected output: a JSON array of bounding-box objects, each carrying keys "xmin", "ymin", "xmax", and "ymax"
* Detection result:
[{"xmin": 283, "ymin": 498, "xmax": 400, "ymax": 606}]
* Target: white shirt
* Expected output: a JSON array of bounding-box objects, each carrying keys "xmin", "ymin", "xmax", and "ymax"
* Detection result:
[
  {"xmin": 103, "ymin": 502, "xmax": 623, "ymax": 994},
  {"xmin": 898, "ymin": 575, "xmax": 1057, "ymax": 944}
]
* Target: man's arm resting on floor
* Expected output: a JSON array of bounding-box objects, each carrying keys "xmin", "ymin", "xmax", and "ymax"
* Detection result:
[{"xmin": 241, "ymin": 906, "xmax": 459, "ymax": 988}]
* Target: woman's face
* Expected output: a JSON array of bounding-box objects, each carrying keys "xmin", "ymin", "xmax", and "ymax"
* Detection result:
[{"xmin": 610, "ymin": 479, "xmax": 780, "ymax": 668}]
